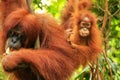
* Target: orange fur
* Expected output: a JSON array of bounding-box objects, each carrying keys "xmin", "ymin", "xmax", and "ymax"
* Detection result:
[
  {"xmin": 71, "ymin": 10, "xmax": 102, "ymax": 61},
  {"xmin": 61, "ymin": 0, "xmax": 92, "ymax": 26},
  {"xmin": 1, "ymin": 9, "xmax": 75, "ymax": 80},
  {"xmin": 0, "ymin": 0, "xmax": 102, "ymax": 80},
  {"xmin": 0, "ymin": 0, "xmax": 96, "ymax": 80},
  {"xmin": 61, "ymin": 0, "xmax": 102, "ymax": 63}
]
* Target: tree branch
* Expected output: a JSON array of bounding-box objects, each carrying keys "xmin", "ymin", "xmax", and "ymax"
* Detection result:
[{"xmin": 102, "ymin": 0, "xmax": 108, "ymax": 33}]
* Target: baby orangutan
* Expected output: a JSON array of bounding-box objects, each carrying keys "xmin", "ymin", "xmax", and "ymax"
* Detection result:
[
  {"xmin": 79, "ymin": 16, "xmax": 91, "ymax": 37},
  {"xmin": 64, "ymin": 10, "xmax": 102, "ymax": 62},
  {"xmin": 65, "ymin": 16, "xmax": 91, "ymax": 44}
]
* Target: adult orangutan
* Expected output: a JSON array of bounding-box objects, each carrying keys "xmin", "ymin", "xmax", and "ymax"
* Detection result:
[
  {"xmin": 0, "ymin": 0, "xmax": 102, "ymax": 80},
  {"xmin": 0, "ymin": 0, "xmax": 75, "ymax": 80},
  {"xmin": 61, "ymin": 0, "xmax": 102, "ymax": 63},
  {"xmin": 0, "ymin": 0, "xmax": 101, "ymax": 80}
]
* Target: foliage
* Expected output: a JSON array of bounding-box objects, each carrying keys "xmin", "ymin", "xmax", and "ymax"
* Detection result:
[
  {"xmin": 32, "ymin": 0, "xmax": 66, "ymax": 22},
  {"xmin": 32, "ymin": 0, "xmax": 120, "ymax": 80},
  {"xmin": 0, "ymin": 0, "xmax": 120, "ymax": 80}
]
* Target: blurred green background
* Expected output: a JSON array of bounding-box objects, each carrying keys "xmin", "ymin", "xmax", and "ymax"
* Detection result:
[{"xmin": 0, "ymin": 0, "xmax": 120, "ymax": 80}]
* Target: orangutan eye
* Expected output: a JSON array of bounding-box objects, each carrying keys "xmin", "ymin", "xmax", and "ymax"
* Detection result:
[{"xmin": 79, "ymin": 21, "xmax": 91, "ymax": 28}]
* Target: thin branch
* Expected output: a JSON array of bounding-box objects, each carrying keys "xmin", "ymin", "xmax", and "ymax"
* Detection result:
[
  {"xmin": 96, "ymin": 4, "xmax": 105, "ymax": 12},
  {"xmin": 108, "ymin": 8, "xmax": 120, "ymax": 19},
  {"xmin": 103, "ymin": 51, "xmax": 113, "ymax": 80},
  {"xmin": 101, "ymin": 0, "xmax": 108, "ymax": 33},
  {"xmin": 101, "ymin": 0, "xmax": 113, "ymax": 80}
]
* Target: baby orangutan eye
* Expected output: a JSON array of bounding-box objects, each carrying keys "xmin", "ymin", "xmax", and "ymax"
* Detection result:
[{"xmin": 80, "ymin": 21, "xmax": 91, "ymax": 28}]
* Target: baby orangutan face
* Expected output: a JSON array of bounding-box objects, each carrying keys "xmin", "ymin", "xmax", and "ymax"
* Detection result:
[{"xmin": 79, "ymin": 17, "xmax": 91, "ymax": 37}]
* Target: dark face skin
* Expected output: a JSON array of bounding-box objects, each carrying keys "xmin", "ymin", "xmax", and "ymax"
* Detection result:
[{"xmin": 6, "ymin": 27, "xmax": 26, "ymax": 51}]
